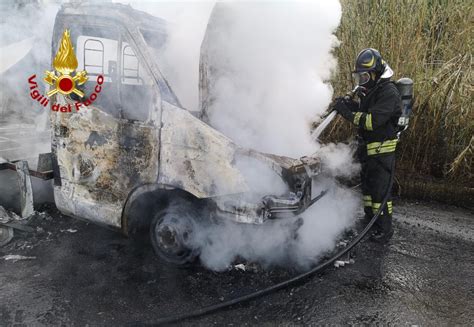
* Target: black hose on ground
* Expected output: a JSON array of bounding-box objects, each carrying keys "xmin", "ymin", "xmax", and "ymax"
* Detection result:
[{"xmin": 139, "ymin": 157, "xmax": 396, "ymax": 326}]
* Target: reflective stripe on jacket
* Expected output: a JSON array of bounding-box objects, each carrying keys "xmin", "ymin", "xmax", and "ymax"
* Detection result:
[{"xmin": 367, "ymin": 139, "xmax": 398, "ymax": 156}]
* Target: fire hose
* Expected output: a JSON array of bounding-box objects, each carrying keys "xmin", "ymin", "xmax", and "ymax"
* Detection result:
[{"xmin": 136, "ymin": 109, "xmax": 397, "ymax": 326}]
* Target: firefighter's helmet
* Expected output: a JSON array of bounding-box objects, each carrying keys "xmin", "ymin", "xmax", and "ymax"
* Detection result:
[{"xmin": 352, "ymin": 48, "xmax": 386, "ymax": 88}]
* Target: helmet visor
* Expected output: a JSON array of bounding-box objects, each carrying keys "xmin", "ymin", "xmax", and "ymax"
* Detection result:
[{"xmin": 352, "ymin": 71, "xmax": 371, "ymax": 86}]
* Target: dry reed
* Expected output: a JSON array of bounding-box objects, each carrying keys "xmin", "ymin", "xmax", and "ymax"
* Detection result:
[{"xmin": 326, "ymin": 0, "xmax": 473, "ymax": 190}]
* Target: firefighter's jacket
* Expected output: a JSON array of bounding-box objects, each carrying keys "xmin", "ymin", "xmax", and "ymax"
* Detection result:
[{"xmin": 352, "ymin": 79, "xmax": 402, "ymax": 156}]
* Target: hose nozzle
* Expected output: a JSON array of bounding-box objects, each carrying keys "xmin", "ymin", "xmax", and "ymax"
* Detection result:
[{"xmin": 344, "ymin": 85, "xmax": 362, "ymax": 101}]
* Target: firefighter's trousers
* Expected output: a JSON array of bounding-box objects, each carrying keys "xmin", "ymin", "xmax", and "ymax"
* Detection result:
[{"xmin": 358, "ymin": 142, "xmax": 396, "ymax": 235}]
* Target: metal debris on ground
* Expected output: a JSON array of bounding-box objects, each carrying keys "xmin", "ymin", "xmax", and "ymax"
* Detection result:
[
  {"xmin": 334, "ymin": 258, "xmax": 355, "ymax": 268},
  {"xmin": 0, "ymin": 205, "xmax": 21, "ymax": 222},
  {"xmin": 0, "ymin": 206, "xmax": 18, "ymax": 246},
  {"xmin": 337, "ymin": 240, "xmax": 348, "ymax": 247},
  {"xmin": 1, "ymin": 254, "xmax": 37, "ymax": 262},
  {"xmin": 60, "ymin": 229, "xmax": 78, "ymax": 233},
  {"xmin": 234, "ymin": 263, "xmax": 246, "ymax": 271},
  {"xmin": 15, "ymin": 160, "xmax": 34, "ymax": 219}
]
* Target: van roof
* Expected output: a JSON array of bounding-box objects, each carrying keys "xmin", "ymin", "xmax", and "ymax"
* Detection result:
[{"xmin": 59, "ymin": 2, "xmax": 168, "ymax": 33}]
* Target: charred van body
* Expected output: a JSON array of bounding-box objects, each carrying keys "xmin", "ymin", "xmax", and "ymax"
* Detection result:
[{"xmin": 46, "ymin": 3, "xmax": 325, "ymax": 264}]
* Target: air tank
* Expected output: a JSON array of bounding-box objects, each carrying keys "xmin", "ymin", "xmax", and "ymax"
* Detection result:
[{"xmin": 396, "ymin": 78, "xmax": 414, "ymax": 131}]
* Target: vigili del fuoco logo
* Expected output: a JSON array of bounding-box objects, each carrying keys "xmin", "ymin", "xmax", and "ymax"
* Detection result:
[{"xmin": 27, "ymin": 29, "xmax": 104, "ymax": 112}]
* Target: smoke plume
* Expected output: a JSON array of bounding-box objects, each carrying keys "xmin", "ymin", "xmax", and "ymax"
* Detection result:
[
  {"xmin": 194, "ymin": 177, "xmax": 359, "ymax": 271},
  {"xmin": 127, "ymin": 1, "xmax": 215, "ymax": 111},
  {"xmin": 201, "ymin": 1, "xmax": 341, "ymax": 158},
  {"xmin": 0, "ymin": 1, "xmax": 59, "ymax": 127},
  {"xmin": 135, "ymin": 1, "xmax": 359, "ymax": 270}
]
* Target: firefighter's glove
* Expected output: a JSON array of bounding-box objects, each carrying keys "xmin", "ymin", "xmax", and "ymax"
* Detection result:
[
  {"xmin": 334, "ymin": 97, "xmax": 354, "ymax": 122},
  {"xmin": 344, "ymin": 96, "xmax": 359, "ymax": 111}
]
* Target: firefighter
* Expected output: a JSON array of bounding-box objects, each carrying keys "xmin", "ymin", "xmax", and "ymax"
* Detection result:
[{"xmin": 334, "ymin": 48, "xmax": 401, "ymax": 242}]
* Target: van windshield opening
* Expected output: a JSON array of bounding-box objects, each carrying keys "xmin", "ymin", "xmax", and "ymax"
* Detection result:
[{"xmin": 140, "ymin": 28, "xmax": 180, "ymax": 106}]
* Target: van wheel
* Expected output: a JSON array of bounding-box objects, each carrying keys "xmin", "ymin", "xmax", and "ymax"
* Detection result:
[
  {"xmin": 150, "ymin": 201, "xmax": 200, "ymax": 265},
  {"xmin": 0, "ymin": 226, "xmax": 14, "ymax": 247}
]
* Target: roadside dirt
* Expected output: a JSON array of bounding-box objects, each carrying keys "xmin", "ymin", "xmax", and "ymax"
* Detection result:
[{"xmin": 0, "ymin": 200, "xmax": 472, "ymax": 326}]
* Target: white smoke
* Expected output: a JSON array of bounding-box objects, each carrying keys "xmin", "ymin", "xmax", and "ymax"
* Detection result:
[
  {"xmin": 128, "ymin": 1, "xmax": 360, "ymax": 270},
  {"xmin": 234, "ymin": 154, "xmax": 288, "ymax": 195},
  {"xmin": 0, "ymin": 1, "xmax": 59, "ymax": 125},
  {"xmin": 124, "ymin": 1, "xmax": 215, "ymax": 110},
  {"xmin": 202, "ymin": 1, "xmax": 341, "ymax": 158},
  {"xmin": 195, "ymin": 178, "xmax": 359, "ymax": 271},
  {"xmin": 318, "ymin": 142, "xmax": 360, "ymax": 179}
]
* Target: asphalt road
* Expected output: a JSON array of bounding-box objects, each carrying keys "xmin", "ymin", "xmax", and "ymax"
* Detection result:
[{"xmin": 0, "ymin": 200, "xmax": 473, "ymax": 326}]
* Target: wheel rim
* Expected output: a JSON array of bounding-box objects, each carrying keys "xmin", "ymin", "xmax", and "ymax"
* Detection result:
[
  {"xmin": 0, "ymin": 226, "xmax": 14, "ymax": 247},
  {"xmin": 153, "ymin": 214, "xmax": 196, "ymax": 263}
]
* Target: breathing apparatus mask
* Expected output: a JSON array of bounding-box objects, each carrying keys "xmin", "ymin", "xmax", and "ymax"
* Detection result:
[{"xmin": 352, "ymin": 71, "xmax": 372, "ymax": 87}]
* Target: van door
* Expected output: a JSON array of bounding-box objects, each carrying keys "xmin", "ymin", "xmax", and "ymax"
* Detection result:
[{"xmin": 51, "ymin": 22, "xmax": 160, "ymax": 228}]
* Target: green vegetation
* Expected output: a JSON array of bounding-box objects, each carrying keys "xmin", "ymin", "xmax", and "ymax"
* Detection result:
[{"xmin": 328, "ymin": 0, "xmax": 473, "ymax": 203}]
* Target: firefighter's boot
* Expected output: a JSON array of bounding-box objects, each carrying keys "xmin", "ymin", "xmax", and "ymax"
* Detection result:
[{"xmin": 370, "ymin": 203, "xmax": 393, "ymax": 243}]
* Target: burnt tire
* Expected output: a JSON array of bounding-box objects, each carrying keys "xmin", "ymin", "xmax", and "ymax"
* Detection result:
[
  {"xmin": 0, "ymin": 226, "xmax": 14, "ymax": 247},
  {"xmin": 150, "ymin": 200, "xmax": 200, "ymax": 266}
]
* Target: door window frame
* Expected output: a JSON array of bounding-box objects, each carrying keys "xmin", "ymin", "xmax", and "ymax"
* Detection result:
[{"xmin": 53, "ymin": 16, "xmax": 162, "ymax": 123}]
